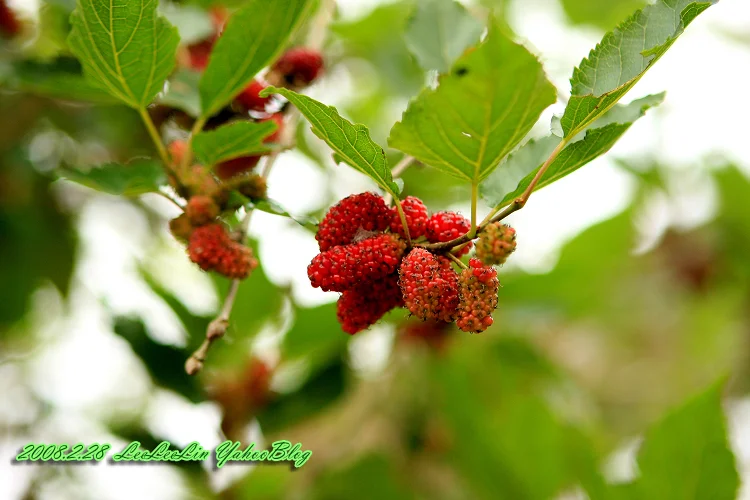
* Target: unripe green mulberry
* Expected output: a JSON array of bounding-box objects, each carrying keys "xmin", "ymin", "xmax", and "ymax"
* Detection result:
[{"xmin": 476, "ymin": 222, "xmax": 516, "ymax": 266}]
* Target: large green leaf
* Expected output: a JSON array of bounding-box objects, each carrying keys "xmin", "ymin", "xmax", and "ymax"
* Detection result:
[
  {"xmin": 159, "ymin": 3, "xmax": 214, "ymax": 45},
  {"xmin": 68, "ymin": 0, "xmax": 180, "ymax": 109},
  {"xmin": 388, "ymin": 21, "xmax": 556, "ymax": 183},
  {"xmin": 192, "ymin": 120, "xmax": 277, "ymax": 166},
  {"xmin": 5, "ymin": 58, "xmax": 120, "ymax": 104},
  {"xmin": 199, "ymin": 0, "xmax": 311, "ymax": 118},
  {"xmin": 561, "ymin": 0, "xmax": 715, "ymax": 137},
  {"xmin": 58, "ymin": 159, "xmax": 166, "ymax": 196},
  {"xmin": 481, "ymin": 93, "xmax": 663, "ymax": 207},
  {"xmin": 633, "ymin": 381, "xmax": 739, "ymax": 499},
  {"xmin": 262, "ymin": 87, "xmax": 400, "ymax": 195},
  {"xmin": 404, "ymin": 0, "xmax": 484, "ymax": 73}
]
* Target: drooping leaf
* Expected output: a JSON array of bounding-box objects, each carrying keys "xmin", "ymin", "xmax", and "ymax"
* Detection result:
[
  {"xmin": 633, "ymin": 380, "xmax": 739, "ymax": 500},
  {"xmin": 481, "ymin": 93, "xmax": 663, "ymax": 207},
  {"xmin": 159, "ymin": 68, "xmax": 202, "ymax": 117},
  {"xmin": 192, "ymin": 121, "xmax": 277, "ymax": 166},
  {"xmin": 560, "ymin": 0, "xmax": 715, "ymax": 138},
  {"xmin": 199, "ymin": 0, "xmax": 311, "ymax": 117},
  {"xmin": 249, "ymin": 199, "xmax": 319, "ymax": 230},
  {"xmin": 67, "ymin": 0, "xmax": 180, "ymax": 109},
  {"xmin": 5, "ymin": 58, "xmax": 121, "ymax": 104},
  {"xmin": 262, "ymin": 87, "xmax": 400, "ymax": 195},
  {"xmin": 57, "ymin": 159, "xmax": 166, "ymax": 196},
  {"xmin": 388, "ymin": 21, "xmax": 556, "ymax": 184},
  {"xmin": 404, "ymin": 0, "xmax": 484, "ymax": 73},
  {"xmin": 560, "ymin": 0, "xmax": 647, "ymax": 30}
]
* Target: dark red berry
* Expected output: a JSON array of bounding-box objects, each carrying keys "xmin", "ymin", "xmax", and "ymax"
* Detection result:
[
  {"xmin": 316, "ymin": 192, "xmax": 391, "ymax": 251},
  {"xmin": 391, "ymin": 196, "xmax": 428, "ymax": 239},
  {"xmin": 261, "ymin": 113, "xmax": 284, "ymax": 143},
  {"xmin": 236, "ymin": 79, "xmax": 271, "ymax": 112},
  {"xmin": 337, "ymin": 274, "xmax": 403, "ymax": 334},
  {"xmin": 215, "ymin": 155, "xmax": 260, "ymax": 180},
  {"xmin": 308, "ymin": 234, "xmax": 407, "ymax": 292},
  {"xmin": 426, "ymin": 211, "xmax": 473, "ymax": 256},
  {"xmin": 188, "ymin": 223, "xmax": 257, "ymax": 279},
  {"xmin": 455, "ymin": 259, "xmax": 499, "ymax": 333},
  {"xmin": 272, "ymin": 47, "xmax": 324, "ymax": 87},
  {"xmin": 0, "ymin": 0, "xmax": 21, "ymax": 38},
  {"xmin": 399, "ymin": 248, "xmax": 459, "ymax": 321}
]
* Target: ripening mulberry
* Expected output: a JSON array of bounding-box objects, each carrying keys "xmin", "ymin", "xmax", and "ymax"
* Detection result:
[
  {"xmin": 235, "ymin": 79, "xmax": 271, "ymax": 112},
  {"xmin": 456, "ymin": 259, "xmax": 499, "ymax": 333},
  {"xmin": 215, "ymin": 155, "xmax": 261, "ymax": 180},
  {"xmin": 261, "ymin": 113, "xmax": 284, "ymax": 144},
  {"xmin": 308, "ymin": 234, "xmax": 406, "ymax": 292},
  {"xmin": 337, "ymin": 274, "xmax": 403, "ymax": 334},
  {"xmin": 271, "ymin": 47, "xmax": 324, "ymax": 87},
  {"xmin": 426, "ymin": 211, "xmax": 473, "ymax": 256},
  {"xmin": 391, "ymin": 196, "xmax": 428, "ymax": 239},
  {"xmin": 188, "ymin": 223, "xmax": 258, "ymax": 279},
  {"xmin": 399, "ymin": 249, "xmax": 459, "ymax": 321},
  {"xmin": 185, "ymin": 195, "xmax": 220, "ymax": 226},
  {"xmin": 237, "ymin": 174, "xmax": 267, "ymax": 201},
  {"xmin": 316, "ymin": 192, "xmax": 391, "ymax": 251},
  {"xmin": 169, "ymin": 213, "xmax": 193, "ymax": 242},
  {"xmin": 476, "ymin": 222, "xmax": 516, "ymax": 266}
]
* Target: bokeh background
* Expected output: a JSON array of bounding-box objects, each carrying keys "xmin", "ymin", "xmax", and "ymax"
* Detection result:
[{"xmin": 1, "ymin": 0, "xmax": 750, "ymax": 498}]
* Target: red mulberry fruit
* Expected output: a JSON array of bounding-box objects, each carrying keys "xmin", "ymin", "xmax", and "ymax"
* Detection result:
[
  {"xmin": 426, "ymin": 211, "xmax": 473, "ymax": 256},
  {"xmin": 185, "ymin": 195, "xmax": 220, "ymax": 226},
  {"xmin": 261, "ymin": 113, "xmax": 284, "ymax": 144},
  {"xmin": 235, "ymin": 79, "xmax": 271, "ymax": 112},
  {"xmin": 308, "ymin": 234, "xmax": 406, "ymax": 292},
  {"xmin": 188, "ymin": 223, "xmax": 258, "ymax": 279},
  {"xmin": 337, "ymin": 274, "xmax": 403, "ymax": 334},
  {"xmin": 215, "ymin": 155, "xmax": 261, "ymax": 180},
  {"xmin": 316, "ymin": 192, "xmax": 391, "ymax": 251},
  {"xmin": 456, "ymin": 259, "xmax": 499, "ymax": 333},
  {"xmin": 399, "ymin": 249, "xmax": 459, "ymax": 321},
  {"xmin": 391, "ymin": 196, "xmax": 428, "ymax": 239},
  {"xmin": 476, "ymin": 222, "xmax": 516, "ymax": 266},
  {"xmin": 272, "ymin": 47, "xmax": 324, "ymax": 87}
]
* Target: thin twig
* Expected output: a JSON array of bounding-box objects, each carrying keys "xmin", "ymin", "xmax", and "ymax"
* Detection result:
[
  {"xmin": 447, "ymin": 252, "xmax": 468, "ymax": 269},
  {"xmin": 156, "ymin": 189, "xmax": 185, "ymax": 210}
]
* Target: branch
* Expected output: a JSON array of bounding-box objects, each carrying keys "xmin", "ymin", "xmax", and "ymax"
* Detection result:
[
  {"xmin": 421, "ymin": 138, "xmax": 569, "ymax": 252},
  {"xmin": 138, "ymin": 108, "xmax": 171, "ymax": 166}
]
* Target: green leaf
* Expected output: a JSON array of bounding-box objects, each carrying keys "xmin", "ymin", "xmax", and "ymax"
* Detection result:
[
  {"xmin": 5, "ymin": 58, "xmax": 121, "ymax": 104},
  {"xmin": 249, "ymin": 199, "xmax": 319, "ymax": 230},
  {"xmin": 67, "ymin": 0, "xmax": 180, "ymax": 109},
  {"xmin": 192, "ymin": 121, "xmax": 276, "ymax": 166},
  {"xmin": 634, "ymin": 380, "xmax": 739, "ymax": 499},
  {"xmin": 283, "ymin": 303, "xmax": 348, "ymax": 367},
  {"xmin": 159, "ymin": 68, "xmax": 202, "ymax": 117},
  {"xmin": 388, "ymin": 21, "xmax": 556, "ymax": 184},
  {"xmin": 57, "ymin": 159, "xmax": 166, "ymax": 196},
  {"xmin": 560, "ymin": 0, "xmax": 647, "ymax": 30},
  {"xmin": 481, "ymin": 93, "xmax": 663, "ymax": 207},
  {"xmin": 199, "ymin": 0, "xmax": 311, "ymax": 118},
  {"xmin": 262, "ymin": 87, "xmax": 400, "ymax": 195},
  {"xmin": 404, "ymin": 0, "xmax": 484, "ymax": 73},
  {"xmin": 560, "ymin": 0, "xmax": 716, "ymax": 137}
]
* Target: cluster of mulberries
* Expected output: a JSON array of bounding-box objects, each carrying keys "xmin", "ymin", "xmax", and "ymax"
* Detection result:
[
  {"xmin": 187, "ymin": 223, "xmax": 257, "ymax": 279},
  {"xmin": 165, "ymin": 27, "xmax": 324, "ymax": 280},
  {"xmin": 310, "ymin": 192, "xmax": 514, "ymax": 335}
]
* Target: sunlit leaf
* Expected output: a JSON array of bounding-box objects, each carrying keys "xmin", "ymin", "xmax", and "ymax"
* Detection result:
[
  {"xmin": 389, "ymin": 21, "xmax": 556, "ymax": 183},
  {"xmin": 68, "ymin": 0, "xmax": 180, "ymax": 108},
  {"xmin": 192, "ymin": 120, "xmax": 276, "ymax": 166},
  {"xmin": 58, "ymin": 159, "xmax": 166, "ymax": 196}
]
